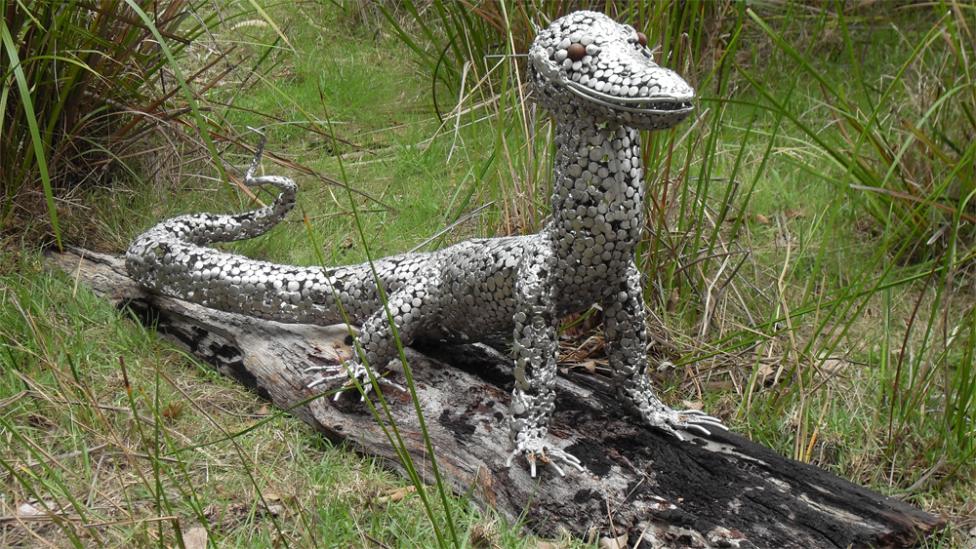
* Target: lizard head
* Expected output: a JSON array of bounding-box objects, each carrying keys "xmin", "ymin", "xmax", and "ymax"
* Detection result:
[{"xmin": 528, "ymin": 11, "xmax": 694, "ymax": 131}]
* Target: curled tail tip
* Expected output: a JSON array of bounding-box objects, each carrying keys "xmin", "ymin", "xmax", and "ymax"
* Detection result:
[
  {"xmin": 245, "ymin": 127, "xmax": 269, "ymax": 183},
  {"xmin": 242, "ymin": 130, "xmax": 297, "ymax": 194},
  {"xmin": 127, "ymin": 133, "xmax": 297, "ymax": 270}
]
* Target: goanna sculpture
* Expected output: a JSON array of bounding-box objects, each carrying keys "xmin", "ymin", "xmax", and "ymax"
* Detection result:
[{"xmin": 127, "ymin": 11, "xmax": 725, "ymax": 477}]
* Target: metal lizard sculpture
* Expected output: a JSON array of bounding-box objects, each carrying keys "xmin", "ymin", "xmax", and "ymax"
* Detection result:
[{"xmin": 126, "ymin": 10, "xmax": 725, "ymax": 477}]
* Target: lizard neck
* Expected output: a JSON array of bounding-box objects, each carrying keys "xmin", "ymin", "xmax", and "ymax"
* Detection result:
[{"xmin": 547, "ymin": 114, "xmax": 644, "ymax": 277}]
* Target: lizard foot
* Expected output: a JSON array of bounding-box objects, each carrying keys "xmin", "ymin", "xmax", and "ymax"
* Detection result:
[
  {"xmin": 505, "ymin": 436, "xmax": 585, "ymax": 478},
  {"xmin": 305, "ymin": 361, "xmax": 404, "ymax": 401},
  {"xmin": 644, "ymin": 407, "xmax": 728, "ymax": 441}
]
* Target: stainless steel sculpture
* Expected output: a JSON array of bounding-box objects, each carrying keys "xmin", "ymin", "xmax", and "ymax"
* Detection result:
[{"xmin": 127, "ymin": 10, "xmax": 725, "ymax": 477}]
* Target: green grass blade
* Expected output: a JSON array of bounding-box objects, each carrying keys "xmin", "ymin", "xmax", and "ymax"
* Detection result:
[{"xmin": 1, "ymin": 19, "xmax": 62, "ymax": 249}]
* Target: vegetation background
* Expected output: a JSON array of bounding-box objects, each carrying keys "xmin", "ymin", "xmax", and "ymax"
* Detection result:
[{"xmin": 1, "ymin": 0, "xmax": 973, "ymax": 546}]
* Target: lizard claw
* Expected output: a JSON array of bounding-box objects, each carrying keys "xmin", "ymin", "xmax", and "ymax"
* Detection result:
[
  {"xmin": 506, "ymin": 436, "xmax": 585, "ymax": 478},
  {"xmin": 680, "ymin": 410, "xmax": 728, "ymax": 432},
  {"xmin": 683, "ymin": 423, "xmax": 712, "ymax": 437},
  {"xmin": 645, "ymin": 407, "xmax": 727, "ymax": 440},
  {"xmin": 305, "ymin": 361, "xmax": 404, "ymax": 400}
]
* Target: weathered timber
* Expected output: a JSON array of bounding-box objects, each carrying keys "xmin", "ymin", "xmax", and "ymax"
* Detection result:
[{"xmin": 48, "ymin": 248, "xmax": 945, "ymax": 548}]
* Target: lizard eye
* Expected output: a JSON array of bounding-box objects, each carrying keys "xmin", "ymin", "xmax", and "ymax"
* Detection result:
[
  {"xmin": 636, "ymin": 32, "xmax": 648, "ymax": 47},
  {"xmin": 567, "ymin": 43, "xmax": 586, "ymax": 61}
]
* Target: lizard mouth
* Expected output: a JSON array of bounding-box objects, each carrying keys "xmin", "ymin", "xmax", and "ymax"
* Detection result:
[{"xmin": 564, "ymin": 80, "xmax": 694, "ymax": 118}]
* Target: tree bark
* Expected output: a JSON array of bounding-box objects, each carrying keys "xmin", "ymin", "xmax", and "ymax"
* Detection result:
[{"xmin": 48, "ymin": 248, "xmax": 945, "ymax": 548}]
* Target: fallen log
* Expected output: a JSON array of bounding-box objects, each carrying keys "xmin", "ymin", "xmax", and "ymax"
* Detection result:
[{"xmin": 48, "ymin": 247, "xmax": 945, "ymax": 548}]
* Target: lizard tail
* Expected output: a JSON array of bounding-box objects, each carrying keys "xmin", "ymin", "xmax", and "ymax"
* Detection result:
[{"xmin": 124, "ymin": 135, "xmax": 344, "ymax": 324}]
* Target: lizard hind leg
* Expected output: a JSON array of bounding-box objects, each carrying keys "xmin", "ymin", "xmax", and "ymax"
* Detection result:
[{"xmin": 305, "ymin": 270, "xmax": 441, "ymax": 401}]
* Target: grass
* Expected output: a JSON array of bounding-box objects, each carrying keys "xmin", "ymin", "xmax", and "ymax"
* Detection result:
[
  {"xmin": 2, "ymin": 0, "xmax": 974, "ymax": 547},
  {"xmin": 0, "ymin": 0, "xmax": 242, "ymax": 248},
  {"xmin": 731, "ymin": 6, "xmax": 976, "ymax": 485}
]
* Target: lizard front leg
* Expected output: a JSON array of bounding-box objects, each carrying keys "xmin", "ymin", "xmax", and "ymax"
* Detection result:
[
  {"xmin": 307, "ymin": 270, "xmax": 440, "ymax": 400},
  {"xmin": 604, "ymin": 262, "xmax": 726, "ymax": 439},
  {"xmin": 506, "ymin": 242, "xmax": 584, "ymax": 477}
]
